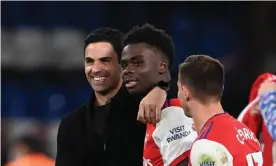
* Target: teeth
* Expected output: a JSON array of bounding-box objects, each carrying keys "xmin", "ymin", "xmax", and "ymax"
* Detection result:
[
  {"xmin": 126, "ymin": 81, "xmax": 137, "ymax": 88},
  {"xmin": 94, "ymin": 77, "xmax": 106, "ymax": 81}
]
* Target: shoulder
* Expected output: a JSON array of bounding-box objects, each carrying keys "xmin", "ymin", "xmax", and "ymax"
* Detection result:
[
  {"xmin": 57, "ymin": 101, "xmax": 90, "ymax": 147},
  {"xmin": 154, "ymin": 105, "xmax": 197, "ymax": 143},
  {"xmin": 156, "ymin": 100, "xmax": 194, "ymax": 134},
  {"xmin": 199, "ymin": 116, "xmax": 234, "ymax": 141},
  {"xmin": 190, "ymin": 139, "xmax": 233, "ymax": 166},
  {"xmin": 159, "ymin": 106, "xmax": 193, "ymax": 125},
  {"xmin": 59, "ymin": 100, "xmax": 89, "ymax": 130}
]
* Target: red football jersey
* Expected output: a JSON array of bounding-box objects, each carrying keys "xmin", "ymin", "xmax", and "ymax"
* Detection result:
[
  {"xmin": 238, "ymin": 73, "xmax": 276, "ymax": 166},
  {"xmin": 239, "ymin": 101, "xmax": 275, "ymax": 166},
  {"xmin": 189, "ymin": 113, "xmax": 263, "ymax": 166},
  {"xmin": 143, "ymin": 98, "xmax": 197, "ymax": 166}
]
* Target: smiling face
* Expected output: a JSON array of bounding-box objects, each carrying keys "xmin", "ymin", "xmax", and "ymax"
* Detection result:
[
  {"xmin": 121, "ymin": 43, "xmax": 163, "ymax": 94},
  {"xmin": 85, "ymin": 42, "xmax": 121, "ymax": 94}
]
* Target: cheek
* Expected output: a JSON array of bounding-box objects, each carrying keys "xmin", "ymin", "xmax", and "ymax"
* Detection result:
[
  {"xmin": 85, "ymin": 66, "xmax": 91, "ymax": 75},
  {"xmin": 143, "ymin": 71, "xmax": 157, "ymax": 83},
  {"xmin": 109, "ymin": 66, "xmax": 121, "ymax": 77}
]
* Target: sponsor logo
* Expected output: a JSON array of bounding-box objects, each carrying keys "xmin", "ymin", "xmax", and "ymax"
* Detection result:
[
  {"xmin": 167, "ymin": 125, "xmax": 191, "ymax": 143},
  {"xmin": 199, "ymin": 161, "xmax": 215, "ymax": 166},
  {"xmin": 199, "ymin": 154, "xmax": 216, "ymax": 166}
]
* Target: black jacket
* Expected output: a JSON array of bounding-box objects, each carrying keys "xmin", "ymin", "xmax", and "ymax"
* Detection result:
[{"xmin": 56, "ymin": 86, "xmax": 146, "ymax": 166}]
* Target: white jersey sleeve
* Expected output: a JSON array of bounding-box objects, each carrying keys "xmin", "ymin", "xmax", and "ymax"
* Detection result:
[
  {"xmin": 190, "ymin": 139, "xmax": 233, "ymax": 166},
  {"xmin": 152, "ymin": 106, "xmax": 198, "ymax": 165}
]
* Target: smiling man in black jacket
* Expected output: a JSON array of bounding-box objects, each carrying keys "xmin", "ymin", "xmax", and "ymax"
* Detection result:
[{"xmin": 55, "ymin": 27, "xmax": 168, "ymax": 166}]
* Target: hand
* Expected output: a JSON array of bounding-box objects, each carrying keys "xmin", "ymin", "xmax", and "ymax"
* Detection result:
[
  {"xmin": 250, "ymin": 80, "xmax": 276, "ymax": 116},
  {"xmin": 137, "ymin": 86, "xmax": 167, "ymax": 124},
  {"xmin": 258, "ymin": 80, "xmax": 276, "ymax": 96},
  {"xmin": 250, "ymin": 102, "xmax": 260, "ymax": 115}
]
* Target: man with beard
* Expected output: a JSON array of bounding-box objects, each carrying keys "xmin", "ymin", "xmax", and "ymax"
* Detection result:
[
  {"xmin": 121, "ymin": 23, "xmax": 197, "ymax": 166},
  {"xmin": 56, "ymin": 27, "xmax": 168, "ymax": 166},
  {"xmin": 177, "ymin": 55, "xmax": 263, "ymax": 166}
]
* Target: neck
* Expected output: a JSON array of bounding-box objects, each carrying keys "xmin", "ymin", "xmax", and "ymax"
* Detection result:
[
  {"xmin": 163, "ymin": 72, "xmax": 171, "ymax": 82},
  {"xmin": 190, "ymin": 100, "xmax": 224, "ymax": 132},
  {"xmin": 140, "ymin": 75, "xmax": 171, "ymax": 97},
  {"xmin": 95, "ymin": 78, "xmax": 123, "ymax": 106}
]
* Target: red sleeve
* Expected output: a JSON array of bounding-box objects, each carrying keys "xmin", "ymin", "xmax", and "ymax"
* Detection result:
[
  {"xmin": 246, "ymin": 113, "xmax": 262, "ymax": 137},
  {"xmin": 170, "ymin": 150, "xmax": 190, "ymax": 166},
  {"xmin": 240, "ymin": 110, "xmax": 250, "ymax": 126}
]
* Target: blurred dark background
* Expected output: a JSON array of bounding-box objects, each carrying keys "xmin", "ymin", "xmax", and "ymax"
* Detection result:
[{"xmin": 1, "ymin": 1, "xmax": 276, "ymax": 165}]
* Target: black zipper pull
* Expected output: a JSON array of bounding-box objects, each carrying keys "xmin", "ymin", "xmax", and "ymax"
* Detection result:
[{"xmin": 103, "ymin": 143, "xmax": 106, "ymax": 151}]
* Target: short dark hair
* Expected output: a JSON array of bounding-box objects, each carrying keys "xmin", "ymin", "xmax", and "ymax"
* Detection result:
[
  {"xmin": 84, "ymin": 27, "xmax": 124, "ymax": 61},
  {"xmin": 178, "ymin": 55, "xmax": 225, "ymax": 103},
  {"xmin": 124, "ymin": 23, "xmax": 175, "ymax": 69}
]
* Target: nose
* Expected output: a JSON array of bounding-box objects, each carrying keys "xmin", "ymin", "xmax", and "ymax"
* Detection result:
[
  {"xmin": 91, "ymin": 62, "xmax": 103, "ymax": 74},
  {"xmin": 123, "ymin": 65, "xmax": 134, "ymax": 76}
]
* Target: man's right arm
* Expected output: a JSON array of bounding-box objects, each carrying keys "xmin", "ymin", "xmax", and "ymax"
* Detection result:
[{"xmin": 55, "ymin": 119, "xmax": 80, "ymax": 166}]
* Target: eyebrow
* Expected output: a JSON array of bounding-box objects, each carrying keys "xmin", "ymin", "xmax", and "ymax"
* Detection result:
[
  {"xmin": 122, "ymin": 54, "xmax": 144, "ymax": 62},
  {"xmin": 99, "ymin": 57, "xmax": 112, "ymax": 61},
  {"xmin": 85, "ymin": 56, "xmax": 112, "ymax": 61}
]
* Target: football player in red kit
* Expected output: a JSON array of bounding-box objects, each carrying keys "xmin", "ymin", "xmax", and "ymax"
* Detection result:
[
  {"xmin": 238, "ymin": 73, "xmax": 276, "ymax": 166},
  {"xmin": 121, "ymin": 24, "xmax": 197, "ymax": 166},
  {"xmin": 177, "ymin": 55, "xmax": 263, "ymax": 166}
]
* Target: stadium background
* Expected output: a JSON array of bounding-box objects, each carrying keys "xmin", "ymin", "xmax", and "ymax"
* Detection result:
[{"xmin": 1, "ymin": 1, "xmax": 276, "ymax": 165}]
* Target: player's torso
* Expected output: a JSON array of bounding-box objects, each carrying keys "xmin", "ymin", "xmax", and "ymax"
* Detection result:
[
  {"xmin": 191, "ymin": 113, "xmax": 263, "ymax": 166},
  {"xmin": 143, "ymin": 99, "xmax": 197, "ymax": 166}
]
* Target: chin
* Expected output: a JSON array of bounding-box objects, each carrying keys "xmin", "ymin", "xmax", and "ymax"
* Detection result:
[
  {"xmin": 126, "ymin": 86, "xmax": 148, "ymax": 95},
  {"xmin": 126, "ymin": 87, "xmax": 140, "ymax": 95},
  {"xmin": 92, "ymin": 86, "xmax": 110, "ymax": 95}
]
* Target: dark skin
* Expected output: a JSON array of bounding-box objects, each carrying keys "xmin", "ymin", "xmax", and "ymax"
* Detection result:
[
  {"xmin": 121, "ymin": 43, "xmax": 188, "ymax": 166},
  {"xmin": 121, "ymin": 43, "xmax": 168, "ymax": 94}
]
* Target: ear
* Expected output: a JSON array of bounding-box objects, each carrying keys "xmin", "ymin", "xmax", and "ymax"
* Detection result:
[
  {"xmin": 182, "ymin": 85, "xmax": 190, "ymax": 101},
  {"xmin": 177, "ymin": 81, "xmax": 182, "ymax": 90},
  {"xmin": 159, "ymin": 60, "xmax": 168, "ymax": 74}
]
